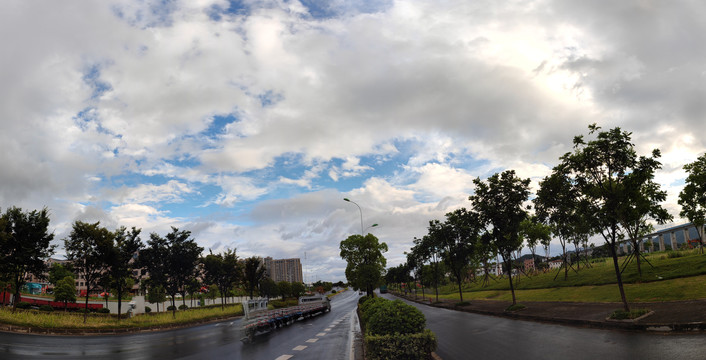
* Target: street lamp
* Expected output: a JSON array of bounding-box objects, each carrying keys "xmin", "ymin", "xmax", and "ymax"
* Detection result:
[
  {"xmin": 344, "ymin": 198, "xmax": 379, "ymax": 235},
  {"xmin": 364, "ymin": 223, "xmax": 379, "ymax": 234}
]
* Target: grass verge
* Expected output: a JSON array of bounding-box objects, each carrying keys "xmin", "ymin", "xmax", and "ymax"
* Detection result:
[{"xmin": 0, "ymin": 303, "xmax": 242, "ymax": 330}]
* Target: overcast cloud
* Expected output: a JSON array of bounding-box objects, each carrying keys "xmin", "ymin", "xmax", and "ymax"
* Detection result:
[{"xmin": 1, "ymin": 0, "xmax": 705, "ymax": 281}]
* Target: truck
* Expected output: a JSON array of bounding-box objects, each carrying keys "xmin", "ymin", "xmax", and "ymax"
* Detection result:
[
  {"xmin": 379, "ymin": 285, "xmax": 388, "ymax": 294},
  {"xmin": 241, "ymin": 294, "xmax": 331, "ymax": 342}
]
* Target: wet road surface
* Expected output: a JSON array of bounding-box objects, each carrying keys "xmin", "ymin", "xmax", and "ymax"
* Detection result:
[
  {"xmin": 0, "ymin": 290, "xmax": 360, "ymax": 360},
  {"xmin": 382, "ymin": 293, "xmax": 706, "ymax": 359}
]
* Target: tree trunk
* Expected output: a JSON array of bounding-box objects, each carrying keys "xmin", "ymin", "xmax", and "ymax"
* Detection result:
[
  {"xmin": 171, "ymin": 295, "xmax": 176, "ymax": 318},
  {"xmin": 456, "ymin": 278, "xmax": 463, "ymax": 303},
  {"xmin": 84, "ymin": 294, "xmax": 90, "ymax": 323},
  {"xmin": 505, "ymin": 254, "xmax": 517, "ymax": 305},
  {"xmin": 118, "ymin": 286, "xmax": 123, "ymax": 321},
  {"xmin": 609, "ymin": 238, "xmax": 630, "ymax": 312}
]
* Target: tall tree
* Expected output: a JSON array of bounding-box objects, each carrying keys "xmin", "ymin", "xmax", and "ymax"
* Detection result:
[
  {"xmin": 259, "ymin": 278, "xmax": 279, "ymax": 299},
  {"xmin": 534, "ymin": 169, "xmax": 581, "ymax": 280},
  {"xmin": 243, "ymin": 257, "xmax": 266, "ymax": 299},
  {"xmin": 54, "ymin": 275, "xmax": 77, "ymax": 312},
  {"xmin": 0, "ymin": 207, "xmax": 55, "ymax": 311},
  {"xmin": 140, "ymin": 227, "xmax": 202, "ymax": 317},
  {"xmin": 339, "ymin": 233, "xmax": 388, "ymax": 297},
  {"xmin": 104, "ymin": 226, "xmax": 142, "ymax": 319},
  {"xmin": 64, "ymin": 221, "xmax": 112, "ymax": 322},
  {"xmin": 48, "ymin": 263, "xmax": 74, "ymax": 288},
  {"xmin": 519, "ymin": 217, "xmax": 551, "ymax": 274},
  {"xmin": 277, "ymin": 280, "xmax": 292, "ymax": 299},
  {"xmin": 470, "ymin": 170, "xmax": 530, "ymax": 306},
  {"xmin": 291, "ymin": 282, "xmax": 306, "ymax": 299},
  {"xmin": 203, "ymin": 249, "xmax": 241, "ymax": 309},
  {"xmin": 559, "ymin": 124, "xmax": 663, "ymax": 312},
  {"xmin": 679, "ymin": 153, "xmax": 706, "ymax": 254}
]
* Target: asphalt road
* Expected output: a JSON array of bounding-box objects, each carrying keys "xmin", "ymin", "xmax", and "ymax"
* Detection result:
[
  {"xmin": 0, "ymin": 289, "xmax": 361, "ymax": 360},
  {"xmin": 381, "ymin": 293, "xmax": 706, "ymax": 360}
]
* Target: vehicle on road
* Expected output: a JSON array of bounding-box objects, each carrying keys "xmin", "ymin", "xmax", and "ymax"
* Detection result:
[{"xmin": 241, "ymin": 294, "xmax": 330, "ymax": 342}]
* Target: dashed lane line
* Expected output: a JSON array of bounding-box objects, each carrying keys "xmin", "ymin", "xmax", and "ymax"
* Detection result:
[
  {"xmin": 316, "ymin": 332, "xmax": 326, "ymax": 337},
  {"xmin": 293, "ymin": 345, "xmax": 307, "ymax": 351},
  {"xmin": 275, "ymin": 355, "xmax": 293, "ymax": 360},
  {"xmin": 306, "ymin": 338, "xmax": 319, "ymax": 343}
]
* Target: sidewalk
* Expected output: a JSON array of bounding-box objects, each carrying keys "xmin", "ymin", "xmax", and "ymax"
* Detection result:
[{"xmin": 393, "ymin": 293, "xmax": 706, "ymax": 332}]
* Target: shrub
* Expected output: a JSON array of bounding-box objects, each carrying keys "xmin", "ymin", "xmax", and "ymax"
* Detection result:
[
  {"xmin": 98, "ymin": 308, "xmax": 111, "ymax": 314},
  {"xmin": 667, "ymin": 251, "xmax": 683, "ymax": 259},
  {"xmin": 16, "ymin": 302, "xmax": 31, "ymax": 309},
  {"xmin": 331, "ymin": 290, "xmax": 337, "ymax": 294},
  {"xmin": 365, "ymin": 329, "xmax": 437, "ymax": 360},
  {"xmin": 145, "ymin": 306, "xmax": 152, "ymax": 313},
  {"xmin": 609, "ymin": 308, "xmax": 650, "ymax": 320},
  {"xmin": 178, "ymin": 304, "xmax": 189, "ymax": 310},
  {"xmin": 167, "ymin": 305, "xmax": 176, "ymax": 311},
  {"xmin": 366, "ymin": 300, "xmax": 425, "ymax": 336},
  {"xmin": 506, "ymin": 304, "xmax": 526, "ymax": 312},
  {"xmin": 39, "ymin": 305, "xmax": 54, "ymax": 312},
  {"xmin": 359, "ymin": 297, "xmax": 387, "ymax": 326}
]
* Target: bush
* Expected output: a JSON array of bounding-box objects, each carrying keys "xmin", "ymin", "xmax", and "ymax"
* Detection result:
[
  {"xmin": 167, "ymin": 305, "xmax": 176, "ymax": 311},
  {"xmin": 359, "ymin": 297, "xmax": 387, "ymax": 326},
  {"xmin": 98, "ymin": 308, "xmax": 111, "ymax": 314},
  {"xmin": 366, "ymin": 300, "xmax": 425, "ymax": 336},
  {"xmin": 667, "ymin": 251, "xmax": 684, "ymax": 259},
  {"xmin": 609, "ymin": 308, "xmax": 650, "ymax": 320},
  {"xmin": 145, "ymin": 306, "xmax": 152, "ymax": 313},
  {"xmin": 365, "ymin": 329, "xmax": 437, "ymax": 360},
  {"xmin": 15, "ymin": 302, "xmax": 31, "ymax": 309},
  {"xmin": 178, "ymin": 304, "xmax": 189, "ymax": 310},
  {"xmin": 39, "ymin": 305, "xmax": 54, "ymax": 312}
]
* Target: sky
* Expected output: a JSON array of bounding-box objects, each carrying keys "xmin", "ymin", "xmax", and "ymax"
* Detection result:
[{"xmin": 1, "ymin": 0, "xmax": 705, "ymax": 282}]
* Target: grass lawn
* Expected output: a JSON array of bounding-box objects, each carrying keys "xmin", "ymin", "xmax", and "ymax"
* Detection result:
[
  {"xmin": 411, "ymin": 249, "xmax": 706, "ymax": 303},
  {"xmin": 0, "ymin": 303, "xmax": 243, "ymax": 330}
]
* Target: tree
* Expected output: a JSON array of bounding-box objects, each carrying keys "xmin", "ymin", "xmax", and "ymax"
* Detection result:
[
  {"xmin": 559, "ymin": 124, "xmax": 664, "ymax": 312},
  {"xmin": 291, "ymin": 282, "xmax": 306, "ymax": 299},
  {"xmin": 48, "ymin": 263, "xmax": 74, "ymax": 288},
  {"xmin": 339, "ymin": 233, "xmax": 388, "ymax": 297},
  {"xmin": 202, "ymin": 249, "xmax": 241, "ymax": 309},
  {"xmin": 259, "ymin": 278, "xmax": 279, "ymax": 299},
  {"xmin": 104, "ymin": 226, "xmax": 142, "ymax": 319},
  {"xmin": 54, "ymin": 276, "xmax": 77, "ymax": 311},
  {"xmin": 534, "ymin": 170, "xmax": 581, "ymax": 280},
  {"xmin": 243, "ymin": 257, "xmax": 265, "ymax": 299},
  {"xmin": 147, "ymin": 283, "xmax": 167, "ymax": 312},
  {"xmin": 277, "ymin": 281, "xmax": 292, "ymax": 299},
  {"xmin": 519, "ymin": 217, "xmax": 551, "ymax": 274},
  {"xmin": 679, "ymin": 153, "xmax": 706, "ymax": 254},
  {"xmin": 140, "ymin": 227, "xmax": 203, "ymax": 317},
  {"xmin": 64, "ymin": 221, "xmax": 112, "ymax": 322},
  {"xmin": 428, "ymin": 208, "xmax": 480, "ymax": 303},
  {"xmin": 470, "ymin": 170, "xmax": 531, "ymax": 306},
  {"xmin": 0, "ymin": 207, "xmax": 55, "ymax": 311}
]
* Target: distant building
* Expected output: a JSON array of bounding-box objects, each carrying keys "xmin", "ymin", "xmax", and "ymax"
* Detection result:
[
  {"xmin": 264, "ymin": 257, "xmax": 303, "ymax": 283},
  {"xmin": 523, "ymin": 258, "xmax": 535, "ymax": 272},
  {"xmin": 548, "ymin": 259, "xmax": 562, "ymax": 270}
]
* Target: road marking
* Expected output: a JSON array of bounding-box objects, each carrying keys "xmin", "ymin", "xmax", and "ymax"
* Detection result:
[
  {"xmin": 316, "ymin": 332, "xmax": 326, "ymax": 336},
  {"xmin": 306, "ymin": 338, "xmax": 319, "ymax": 343},
  {"xmin": 293, "ymin": 345, "xmax": 307, "ymax": 351},
  {"xmin": 275, "ymin": 356, "xmax": 293, "ymax": 360},
  {"xmin": 324, "ymin": 328, "xmax": 332, "ymax": 331}
]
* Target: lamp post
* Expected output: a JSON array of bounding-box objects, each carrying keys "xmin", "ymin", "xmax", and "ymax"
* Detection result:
[{"xmin": 343, "ymin": 198, "xmax": 379, "ymax": 235}]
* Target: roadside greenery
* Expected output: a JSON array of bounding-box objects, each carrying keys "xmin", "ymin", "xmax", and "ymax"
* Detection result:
[{"xmin": 0, "ymin": 303, "xmax": 243, "ymax": 330}]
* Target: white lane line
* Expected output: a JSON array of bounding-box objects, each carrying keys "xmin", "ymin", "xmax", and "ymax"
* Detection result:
[
  {"xmin": 324, "ymin": 328, "xmax": 332, "ymax": 331},
  {"xmin": 306, "ymin": 338, "xmax": 319, "ymax": 343},
  {"xmin": 293, "ymin": 345, "xmax": 307, "ymax": 351},
  {"xmin": 316, "ymin": 332, "xmax": 326, "ymax": 336},
  {"xmin": 275, "ymin": 356, "xmax": 293, "ymax": 360}
]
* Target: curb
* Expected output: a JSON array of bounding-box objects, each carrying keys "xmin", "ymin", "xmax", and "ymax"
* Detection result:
[{"xmin": 392, "ymin": 294, "xmax": 706, "ymax": 333}]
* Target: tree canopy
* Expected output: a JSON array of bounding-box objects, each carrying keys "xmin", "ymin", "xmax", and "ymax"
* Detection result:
[
  {"xmin": 339, "ymin": 233, "xmax": 388, "ymax": 297},
  {"xmin": 679, "ymin": 153, "xmax": 706, "ymax": 253}
]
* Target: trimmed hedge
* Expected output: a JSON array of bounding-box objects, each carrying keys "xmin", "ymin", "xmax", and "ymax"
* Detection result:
[
  {"xmin": 365, "ymin": 329, "xmax": 437, "ymax": 360},
  {"xmin": 358, "ymin": 297, "xmax": 437, "ymax": 360}
]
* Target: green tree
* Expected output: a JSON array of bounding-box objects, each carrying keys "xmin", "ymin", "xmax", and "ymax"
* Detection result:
[
  {"xmin": 243, "ymin": 257, "xmax": 265, "ymax": 299},
  {"xmin": 206, "ymin": 284, "xmax": 219, "ymax": 303},
  {"xmin": 48, "ymin": 263, "xmax": 74, "ymax": 287},
  {"xmin": 259, "ymin": 277, "xmax": 279, "ymax": 299},
  {"xmin": 140, "ymin": 227, "xmax": 203, "ymax": 317},
  {"xmin": 0, "ymin": 207, "xmax": 55, "ymax": 311},
  {"xmin": 679, "ymin": 153, "xmax": 706, "ymax": 254},
  {"xmin": 202, "ymin": 249, "xmax": 241, "ymax": 309},
  {"xmin": 534, "ymin": 169, "xmax": 582, "ymax": 280},
  {"xmin": 54, "ymin": 275, "xmax": 77, "ymax": 312},
  {"xmin": 339, "ymin": 233, "xmax": 388, "ymax": 297},
  {"xmin": 104, "ymin": 226, "xmax": 142, "ymax": 320},
  {"xmin": 519, "ymin": 216, "xmax": 552, "ymax": 274},
  {"xmin": 147, "ymin": 283, "xmax": 167, "ymax": 312},
  {"xmin": 470, "ymin": 170, "xmax": 531, "ymax": 306},
  {"xmin": 277, "ymin": 281, "xmax": 292, "ymax": 299},
  {"xmin": 559, "ymin": 124, "xmax": 663, "ymax": 312},
  {"xmin": 64, "ymin": 221, "xmax": 112, "ymax": 322},
  {"xmin": 291, "ymin": 282, "xmax": 306, "ymax": 299}
]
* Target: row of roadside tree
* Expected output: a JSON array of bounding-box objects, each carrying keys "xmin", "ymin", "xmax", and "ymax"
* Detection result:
[{"xmin": 394, "ymin": 124, "xmax": 706, "ymax": 312}]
